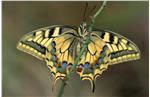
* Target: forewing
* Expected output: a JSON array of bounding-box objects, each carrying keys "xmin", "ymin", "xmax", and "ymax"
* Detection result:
[{"xmin": 17, "ymin": 25, "xmax": 77, "ymax": 60}]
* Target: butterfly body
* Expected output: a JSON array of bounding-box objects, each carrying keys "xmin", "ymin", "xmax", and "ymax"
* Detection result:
[{"xmin": 17, "ymin": 23, "xmax": 140, "ymax": 92}]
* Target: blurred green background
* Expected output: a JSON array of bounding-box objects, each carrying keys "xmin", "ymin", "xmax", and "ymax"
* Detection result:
[{"xmin": 2, "ymin": 1, "xmax": 148, "ymax": 97}]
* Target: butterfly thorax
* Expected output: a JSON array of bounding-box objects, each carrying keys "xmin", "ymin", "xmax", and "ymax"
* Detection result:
[{"xmin": 78, "ymin": 22, "xmax": 89, "ymax": 37}]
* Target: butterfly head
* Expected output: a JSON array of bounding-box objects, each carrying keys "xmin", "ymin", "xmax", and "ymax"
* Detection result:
[{"xmin": 78, "ymin": 22, "xmax": 88, "ymax": 37}]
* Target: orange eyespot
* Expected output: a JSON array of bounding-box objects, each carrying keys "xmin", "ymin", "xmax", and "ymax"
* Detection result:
[{"xmin": 77, "ymin": 64, "xmax": 83, "ymax": 72}]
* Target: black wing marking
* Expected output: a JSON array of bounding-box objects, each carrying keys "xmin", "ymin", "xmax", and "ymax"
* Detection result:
[
  {"xmin": 17, "ymin": 25, "xmax": 78, "ymax": 60},
  {"xmin": 92, "ymin": 28, "xmax": 141, "ymax": 65}
]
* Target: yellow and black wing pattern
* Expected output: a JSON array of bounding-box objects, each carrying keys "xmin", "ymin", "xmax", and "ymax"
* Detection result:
[
  {"xmin": 17, "ymin": 25, "xmax": 71, "ymax": 60},
  {"xmin": 76, "ymin": 29, "xmax": 140, "ymax": 92},
  {"xmin": 17, "ymin": 25, "xmax": 140, "ymax": 92},
  {"xmin": 17, "ymin": 25, "xmax": 77, "ymax": 82},
  {"xmin": 76, "ymin": 33, "xmax": 111, "ymax": 92},
  {"xmin": 94, "ymin": 29, "xmax": 141, "ymax": 65}
]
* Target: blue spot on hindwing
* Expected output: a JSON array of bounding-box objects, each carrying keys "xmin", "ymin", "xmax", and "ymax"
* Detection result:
[
  {"xmin": 51, "ymin": 41, "xmax": 56, "ymax": 47},
  {"xmin": 62, "ymin": 61, "xmax": 67, "ymax": 68},
  {"xmin": 51, "ymin": 47, "xmax": 56, "ymax": 54},
  {"xmin": 51, "ymin": 55, "xmax": 56, "ymax": 62},
  {"xmin": 84, "ymin": 62, "xmax": 90, "ymax": 68},
  {"xmin": 56, "ymin": 61, "xmax": 67, "ymax": 73},
  {"xmin": 103, "ymin": 45, "xmax": 107, "ymax": 51},
  {"xmin": 83, "ymin": 62, "xmax": 92, "ymax": 73},
  {"xmin": 98, "ymin": 57, "xmax": 103, "ymax": 64}
]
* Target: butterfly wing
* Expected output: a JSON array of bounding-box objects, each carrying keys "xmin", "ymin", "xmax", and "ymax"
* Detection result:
[
  {"xmin": 17, "ymin": 25, "xmax": 78, "ymax": 83},
  {"xmin": 77, "ymin": 33, "xmax": 111, "ymax": 92},
  {"xmin": 93, "ymin": 29, "xmax": 141, "ymax": 65},
  {"xmin": 17, "ymin": 25, "xmax": 76, "ymax": 60},
  {"xmin": 77, "ymin": 29, "xmax": 140, "ymax": 92},
  {"xmin": 48, "ymin": 32, "xmax": 79, "ymax": 85}
]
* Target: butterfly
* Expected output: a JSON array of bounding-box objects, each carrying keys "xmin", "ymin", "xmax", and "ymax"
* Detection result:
[{"xmin": 17, "ymin": 22, "xmax": 140, "ymax": 92}]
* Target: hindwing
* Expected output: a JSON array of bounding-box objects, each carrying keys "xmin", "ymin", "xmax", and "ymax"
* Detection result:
[{"xmin": 77, "ymin": 33, "xmax": 111, "ymax": 92}]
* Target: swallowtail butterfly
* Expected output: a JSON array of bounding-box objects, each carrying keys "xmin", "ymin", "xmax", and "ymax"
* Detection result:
[{"xmin": 17, "ymin": 22, "xmax": 140, "ymax": 92}]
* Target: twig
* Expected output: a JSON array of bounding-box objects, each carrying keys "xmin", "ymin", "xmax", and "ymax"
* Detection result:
[
  {"xmin": 93, "ymin": 1, "xmax": 107, "ymax": 19},
  {"xmin": 56, "ymin": 1, "xmax": 107, "ymax": 97},
  {"xmin": 56, "ymin": 81, "xmax": 66, "ymax": 97}
]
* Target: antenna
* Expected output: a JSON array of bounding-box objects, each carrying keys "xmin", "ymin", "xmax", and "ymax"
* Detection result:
[
  {"xmin": 82, "ymin": 2, "xmax": 88, "ymax": 22},
  {"xmin": 82, "ymin": 3, "xmax": 99, "ymax": 23},
  {"xmin": 87, "ymin": 4, "xmax": 98, "ymax": 17}
]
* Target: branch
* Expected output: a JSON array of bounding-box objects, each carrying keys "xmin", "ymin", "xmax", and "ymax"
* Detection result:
[
  {"xmin": 56, "ymin": 1, "xmax": 107, "ymax": 97},
  {"xmin": 94, "ymin": 1, "xmax": 107, "ymax": 19}
]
